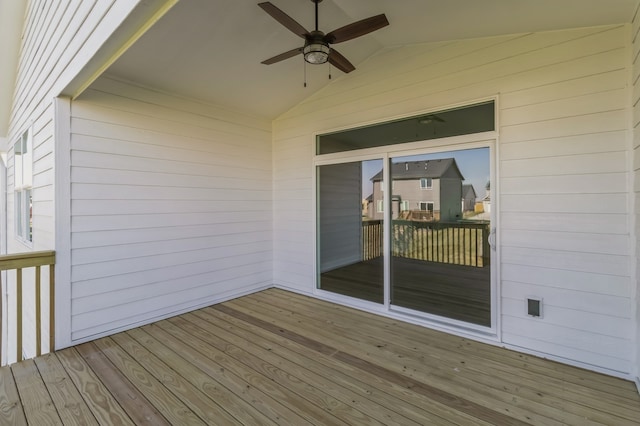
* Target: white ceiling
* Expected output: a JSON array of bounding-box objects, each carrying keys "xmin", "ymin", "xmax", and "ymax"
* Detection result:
[{"xmin": 105, "ymin": 0, "xmax": 639, "ymax": 119}]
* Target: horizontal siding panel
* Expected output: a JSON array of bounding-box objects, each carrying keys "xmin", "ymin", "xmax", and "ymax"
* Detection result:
[
  {"xmin": 500, "ymin": 212, "xmax": 628, "ymax": 234},
  {"xmin": 71, "ymin": 211, "xmax": 271, "ymax": 232},
  {"xmin": 500, "ymin": 193, "xmax": 627, "ymax": 214},
  {"xmin": 499, "ymin": 69, "xmax": 627, "ymax": 109},
  {"xmin": 499, "ymin": 131, "xmax": 627, "ymax": 160},
  {"xmin": 71, "ymin": 273, "xmax": 271, "ymax": 340},
  {"xmin": 72, "ymin": 91, "xmax": 269, "ymax": 142},
  {"xmin": 72, "ymin": 257, "xmax": 271, "ymax": 301},
  {"xmin": 72, "ymin": 266, "xmax": 272, "ymax": 320},
  {"xmin": 72, "ymin": 233, "xmax": 272, "ymax": 266},
  {"xmin": 502, "ymin": 298, "xmax": 632, "ymax": 339},
  {"xmin": 70, "ymin": 116, "xmax": 270, "ymax": 159},
  {"xmin": 72, "ymin": 222, "xmax": 271, "ymax": 249},
  {"xmin": 71, "ymin": 132, "xmax": 270, "ymax": 165},
  {"xmin": 71, "ymin": 166, "xmax": 268, "ymax": 189},
  {"xmin": 501, "ymin": 229, "xmax": 629, "ymax": 256},
  {"xmin": 500, "ymin": 110, "xmax": 627, "ymax": 144},
  {"xmin": 70, "ymin": 150, "xmax": 271, "ymax": 179},
  {"xmin": 71, "ymin": 199, "xmax": 271, "ymax": 216},
  {"xmin": 502, "ymin": 332, "xmax": 631, "ymax": 374},
  {"xmin": 89, "ymin": 76, "xmax": 271, "ymax": 131},
  {"xmin": 500, "ymin": 152, "xmax": 627, "ymax": 178},
  {"xmin": 503, "ymin": 317, "xmax": 632, "ymax": 366},
  {"xmin": 502, "ymin": 315, "xmax": 632, "ymax": 361},
  {"xmin": 72, "ymin": 250, "xmax": 271, "ymax": 290},
  {"xmin": 500, "ymin": 246, "xmax": 629, "ymax": 277},
  {"xmin": 500, "ymin": 89, "xmax": 626, "ymax": 126},
  {"xmin": 71, "ymin": 183, "xmax": 270, "ymax": 202},
  {"xmin": 500, "ymin": 173, "xmax": 627, "ymax": 195},
  {"xmin": 501, "ymin": 264, "xmax": 630, "ymax": 297}
]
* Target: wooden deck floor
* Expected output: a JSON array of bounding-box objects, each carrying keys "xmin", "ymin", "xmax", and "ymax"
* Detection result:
[{"xmin": 1, "ymin": 289, "xmax": 639, "ymax": 425}]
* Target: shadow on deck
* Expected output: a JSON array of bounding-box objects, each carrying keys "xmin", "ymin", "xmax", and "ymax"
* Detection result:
[{"xmin": 1, "ymin": 289, "xmax": 638, "ymax": 425}]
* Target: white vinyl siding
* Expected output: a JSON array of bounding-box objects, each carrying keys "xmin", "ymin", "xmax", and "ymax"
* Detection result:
[
  {"xmin": 3, "ymin": 0, "xmax": 142, "ymax": 359},
  {"xmin": 273, "ymin": 25, "xmax": 633, "ymax": 375},
  {"xmin": 68, "ymin": 76, "xmax": 272, "ymax": 342},
  {"xmin": 631, "ymin": 4, "xmax": 640, "ymax": 387}
]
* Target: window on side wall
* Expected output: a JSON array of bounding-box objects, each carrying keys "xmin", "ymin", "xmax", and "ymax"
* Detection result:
[
  {"xmin": 420, "ymin": 178, "xmax": 432, "ymax": 189},
  {"xmin": 14, "ymin": 128, "xmax": 33, "ymax": 244},
  {"xmin": 419, "ymin": 201, "xmax": 434, "ymax": 212}
]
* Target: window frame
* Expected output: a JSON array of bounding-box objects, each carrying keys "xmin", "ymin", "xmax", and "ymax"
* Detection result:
[
  {"xmin": 418, "ymin": 201, "xmax": 434, "ymax": 212},
  {"xmin": 420, "ymin": 177, "xmax": 432, "ymax": 189},
  {"xmin": 14, "ymin": 127, "xmax": 33, "ymax": 245}
]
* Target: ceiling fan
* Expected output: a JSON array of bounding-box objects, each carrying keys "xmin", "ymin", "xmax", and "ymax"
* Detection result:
[{"xmin": 258, "ymin": 0, "xmax": 389, "ymax": 73}]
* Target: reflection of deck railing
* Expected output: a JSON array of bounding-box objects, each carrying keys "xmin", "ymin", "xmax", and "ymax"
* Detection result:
[
  {"xmin": 0, "ymin": 251, "xmax": 55, "ymax": 363},
  {"xmin": 362, "ymin": 220, "xmax": 489, "ymax": 267},
  {"xmin": 362, "ymin": 220, "xmax": 383, "ymax": 260}
]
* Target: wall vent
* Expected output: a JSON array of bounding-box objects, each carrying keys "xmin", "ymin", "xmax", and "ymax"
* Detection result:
[{"xmin": 526, "ymin": 297, "xmax": 543, "ymax": 318}]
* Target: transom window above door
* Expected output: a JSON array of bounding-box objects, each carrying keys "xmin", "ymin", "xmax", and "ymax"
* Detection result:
[{"xmin": 316, "ymin": 101, "xmax": 494, "ymax": 155}]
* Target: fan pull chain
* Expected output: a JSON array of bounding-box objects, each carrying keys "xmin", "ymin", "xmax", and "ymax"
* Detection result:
[
  {"xmin": 328, "ymin": 62, "xmax": 332, "ymax": 80},
  {"xmin": 304, "ymin": 58, "xmax": 307, "ymax": 87}
]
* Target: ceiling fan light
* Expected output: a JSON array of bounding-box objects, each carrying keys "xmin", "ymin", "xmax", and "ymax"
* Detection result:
[{"xmin": 303, "ymin": 42, "xmax": 330, "ymax": 64}]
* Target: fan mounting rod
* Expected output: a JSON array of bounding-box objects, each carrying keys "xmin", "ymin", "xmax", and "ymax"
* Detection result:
[{"xmin": 312, "ymin": 0, "xmax": 323, "ymax": 31}]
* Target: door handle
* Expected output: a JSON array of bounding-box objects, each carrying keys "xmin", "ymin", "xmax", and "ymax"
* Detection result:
[{"xmin": 488, "ymin": 227, "xmax": 496, "ymax": 250}]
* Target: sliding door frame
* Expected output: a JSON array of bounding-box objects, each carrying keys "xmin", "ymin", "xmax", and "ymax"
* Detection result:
[{"xmin": 313, "ymin": 131, "xmax": 500, "ymax": 341}]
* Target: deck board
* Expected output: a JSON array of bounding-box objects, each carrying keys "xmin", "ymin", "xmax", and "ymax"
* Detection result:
[{"xmin": 0, "ymin": 288, "xmax": 638, "ymax": 425}]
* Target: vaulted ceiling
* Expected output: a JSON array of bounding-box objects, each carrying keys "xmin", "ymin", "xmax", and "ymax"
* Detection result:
[{"xmin": 105, "ymin": 0, "xmax": 639, "ymax": 120}]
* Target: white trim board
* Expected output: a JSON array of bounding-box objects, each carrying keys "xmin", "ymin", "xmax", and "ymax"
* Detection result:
[{"xmin": 54, "ymin": 96, "xmax": 71, "ymax": 350}]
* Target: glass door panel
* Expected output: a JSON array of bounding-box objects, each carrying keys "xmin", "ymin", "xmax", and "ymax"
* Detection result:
[
  {"xmin": 317, "ymin": 159, "xmax": 384, "ymax": 303},
  {"xmin": 390, "ymin": 148, "xmax": 491, "ymax": 326}
]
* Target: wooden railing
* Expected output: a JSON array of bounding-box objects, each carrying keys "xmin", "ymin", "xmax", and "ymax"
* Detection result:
[
  {"xmin": 363, "ymin": 220, "xmax": 490, "ymax": 267},
  {"xmin": 0, "ymin": 251, "xmax": 55, "ymax": 363}
]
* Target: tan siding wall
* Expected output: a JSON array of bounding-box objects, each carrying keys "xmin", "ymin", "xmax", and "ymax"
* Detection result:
[
  {"xmin": 273, "ymin": 25, "xmax": 633, "ymax": 375},
  {"xmin": 68, "ymin": 76, "xmax": 272, "ymax": 341}
]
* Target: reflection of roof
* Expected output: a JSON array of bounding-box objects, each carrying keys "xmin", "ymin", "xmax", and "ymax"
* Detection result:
[
  {"xmin": 371, "ymin": 158, "xmax": 464, "ymax": 181},
  {"xmin": 462, "ymin": 184, "xmax": 476, "ymax": 199}
]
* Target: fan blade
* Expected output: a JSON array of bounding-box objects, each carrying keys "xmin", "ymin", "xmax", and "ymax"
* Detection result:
[
  {"xmin": 328, "ymin": 49, "xmax": 355, "ymax": 73},
  {"xmin": 261, "ymin": 47, "xmax": 303, "ymax": 65},
  {"xmin": 258, "ymin": 2, "xmax": 308, "ymax": 38},
  {"xmin": 325, "ymin": 14, "xmax": 389, "ymax": 44}
]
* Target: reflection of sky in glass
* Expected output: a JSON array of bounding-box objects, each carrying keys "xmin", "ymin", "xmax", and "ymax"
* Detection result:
[{"xmin": 361, "ymin": 147, "xmax": 490, "ymax": 201}]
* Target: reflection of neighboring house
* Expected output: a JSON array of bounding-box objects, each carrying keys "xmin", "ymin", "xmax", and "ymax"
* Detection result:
[
  {"xmin": 363, "ymin": 194, "xmax": 373, "ymax": 217},
  {"xmin": 482, "ymin": 181, "xmax": 491, "ymax": 213},
  {"xmin": 370, "ymin": 158, "xmax": 464, "ymax": 222},
  {"xmin": 462, "ymin": 184, "xmax": 477, "ymax": 212}
]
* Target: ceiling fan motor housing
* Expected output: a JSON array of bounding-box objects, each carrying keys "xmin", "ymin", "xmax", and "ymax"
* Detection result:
[{"xmin": 304, "ymin": 30, "xmax": 330, "ymax": 64}]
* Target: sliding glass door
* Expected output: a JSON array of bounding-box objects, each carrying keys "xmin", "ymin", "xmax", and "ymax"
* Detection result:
[
  {"xmin": 389, "ymin": 148, "xmax": 491, "ymax": 326},
  {"xmin": 317, "ymin": 159, "xmax": 384, "ymax": 303}
]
